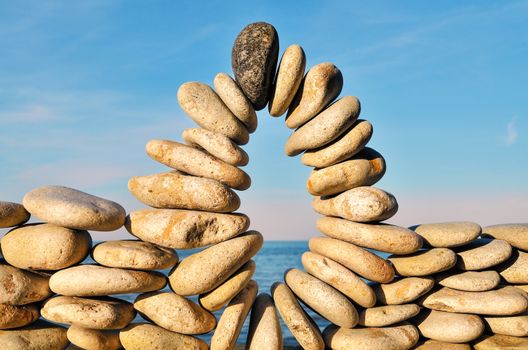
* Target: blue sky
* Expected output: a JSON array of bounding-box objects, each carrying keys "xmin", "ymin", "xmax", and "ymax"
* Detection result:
[{"xmin": 0, "ymin": 1, "xmax": 527, "ymax": 239}]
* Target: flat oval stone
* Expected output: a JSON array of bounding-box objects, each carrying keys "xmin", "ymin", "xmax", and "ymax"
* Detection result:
[
  {"xmin": 317, "ymin": 217, "xmax": 422, "ymax": 254},
  {"xmin": 119, "ymin": 323, "xmax": 208, "ymax": 350},
  {"xmin": 286, "ymin": 62, "xmax": 343, "ymax": 129},
  {"xmin": 0, "ymin": 321, "xmax": 68, "ymax": 350},
  {"xmin": 23, "ymin": 186, "xmax": 125, "ymax": 231},
  {"xmin": 271, "ymin": 282, "xmax": 324, "ymax": 350},
  {"xmin": 484, "ymin": 313, "xmax": 528, "ymax": 337},
  {"xmin": 41, "ymin": 296, "xmax": 135, "ymax": 329},
  {"xmin": 146, "ymin": 140, "xmax": 251, "ymax": 190},
  {"xmin": 307, "ymin": 147, "xmax": 385, "ymax": 196},
  {"xmin": 211, "ymin": 280, "xmax": 258, "ymax": 350},
  {"xmin": 183, "ymin": 128, "xmax": 249, "ymax": 166},
  {"xmin": 323, "ymin": 323, "xmax": 419, "ymax": 350},
  {"xmin": 214, "ymin": 73, "xmax": 257, "ymax": 132},
  {"xmin": 0, "ymin": 264, "xmax": 51, "ymax": 305},
  {"xmin": 414, "ymin": 340, "xmax": 471, "ymax": 349},
  {"xmin": 498, "ymin": 249, "xmax": 528, "ymax": 283},
  {"xmin": 126, "ymin": 209, "xmax": 249, "ymax": 249},
  {"xmin": 49, "ymin": 265, "xmax": 166, "ymax": 296},
  {"xmin": 199, "ymin": 260, "xmax": 255, "ymax": 311},
  {"xmin": 0, "ymin": 201, "xmax": 29, "ymax": 228},
  {"xmin": 436, "ymin": 270, "xmax": 501, "ymax": 291},
  {"xmin": 388, "ymin": 248, "xmax": 457, "ymax": 277},
  {"xmin": 312, "ymin": 186, "xmax": 398, "ymax": 222},
  {"xmin": 67, "ymin": 325, "xmax": 120, "ymax": 350},
  {"xmin": 302, "ymin": 251, "xmax": 376, "ymax": 307},
  {"xmin": 177, "ymin": 82, "xmax": 249, "ymax": 144},
  {"xmin": 92, "ymin": 240, "xmax": 178, "ymax": 270},
  {"xmin": 411, "ymin": 221, "xmax": 481, "ymax": 248},
  {"xmin": 169, "ymin": 231, "xmax": 263, "ymax": 295},
  {"xmin": 284, "ymin": 268, "xmax": 358, "ymax": 328},
  {"xmin": 0, "ymin": 303, "xmax": 39, "ymax": 329},
  {"xmin": 473, "ymin": 334, "xmax": 528, "ymax": 349},
  {"xmin": 134, "ymin": 292, "xmax": 215, "ymax": 335},
  {"xmin": 456, "ymin": 239, "xmax": 512, "ymax": 270},
  {"xmin": 269, "ymin": 44, "xmax": 306, "ymax": 117},
  {"xmin": 310, "ymin": 237, "xmax": 394, "ymax": 283},
  {"xmin": 359, "ymin": 304, "xmax": 420, "ymax": 327},
  {"xmin": 483, "ymin": 224, "xmax": 528, "ymax": 251},
  {"xmin": 374, "ymin": 277, "xmax": 435, "ymax": 305},
  {"xmin": 246, "ymin": 293, "xmax": 282, "ymax": 350},
  {"xmin": 414, "ymin": 309, "xmax": 484, "ymax": 343},
  {"xmin": 302, "ymin": 119, "xmax": 373, "ymax": 168},
  {"xmin": 285, "ymin": 96, "xmax": 360, "ymax": 156},
  {"xmin": 128, "ymin": 171, "xmax": 240, "ymax": 213},
  {"xmin": 422, "ymin": 286, "xmax": 528, "ymax": 315},
  {"xmin": 231, "ymin": 22, "xmax": 279, "ymax": 110}
]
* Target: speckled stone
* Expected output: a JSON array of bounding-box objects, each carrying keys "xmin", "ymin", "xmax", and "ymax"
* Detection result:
[
  {"xmin": 455, "ymin": 239, "xmax": 512, "ymax": 270},
  {"xmin": 0, "ymin": 201, "xmax": 29, "ymax": 228},
  {"xmin": 183, "ymin": 128, "xmax": 249, "ymax": 166},
  {"xmin": 67, "ymin": 326, "xmax": 121, "ymax": 350},
  {"xmin": 483, "ymin": 224, "xmax": 528, "ymax": 251},
  {"xmin": 286, "ymin": 62, "xmax": 343, "ymax": 129},
  {"xmin": 498, "ymin": 249, "xmax": 528, "ymax": 283},
  {"xmin": 388, "ymin": 248, "xmax": 457, "ymax": 277},
  {"xmin": 359, "ymin": 304, "xmax": 420, "ymax": 327},
  {"xmin": 0, "ymin": 303, "xmax": 39, "ymax": 330},
  {"xmin": 23, "ymin": 186, "xmax": 125, "ymax": 231},
  {"xmin": 232, "ymin": 22, "xmax": 279, "ymax": 110},
  {"xmin": 0, "ymin": 321, "xmax": 68, "ymax": 350},
  {"xmin": 414, "ymin": 309, "xmax": 484, "ymax": 343},
  {"xmin": 374, "ymin": 277, "xmax": 435, "ymax": 305},
  {"xmin": 246, "ymin": 293, "xmax": 282, "ymax": 350},
  {"xmin": 473, "ymin": 334, "xmax": 528, "ymax": 349},
  {"xmin": 312, "ymin": 186, "xmax": 398, "ymax": 222},
  {"xmin": 214, "ymin": 73, "xmax": 257, "ymax": 132},
  {"xmin": 484, "ymin": 313, "xmax": 528, "ymax": 337},
  {"xmin": 0, "ymin": 263, "xmax": 51, "ymax": 305},
  {"xmin": 126, "ymin": 209, "xmax": 249, "ymax": 249},
  {"xmin": 411, "ymin": 221, "xmax": 481, "ymax": 248},
  {"xmin": 414, "ymin": 340, "xmax": 471, "ymax": 350},
  {"xmin": 436, "ymin": 270, "xmax": 501, "ymax": 292},
  {"xmin": 120, "ymin": 323, "xmax": 208, "ymax": 350}
]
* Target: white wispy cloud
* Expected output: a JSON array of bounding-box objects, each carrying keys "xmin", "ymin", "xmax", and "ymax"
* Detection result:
[
  {"xmin": 506, "ymin": 117, "xmax": 518, "ymax": 146},
  {"xmin": 0, "ymin": 105, "xmax": 59, "ymax": 124}
]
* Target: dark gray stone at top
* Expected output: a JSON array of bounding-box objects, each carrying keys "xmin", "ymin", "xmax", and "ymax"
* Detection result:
[{"xmin": 232, "ymin": 22, "xmax": 279, "ymax": 111}]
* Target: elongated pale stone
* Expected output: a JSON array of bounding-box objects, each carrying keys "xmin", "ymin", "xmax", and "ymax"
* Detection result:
[
  {"xmin": 0, "ymin": 201, "xmax": 30, "ymax": 228},
  {"xmin": 302, "ymin": 251, "xmax": 376, "ymax": 307},
  {"xmin": 211, "ymin": 280, "xmax": 258, "ymax": 350},
  {"xmin": 359, "ymin": 304, "xmax": 420, "ymax": 327},
  {"xmin": 483, "ymin": 224, "xmax": 528, "ymax": 251},
  {"xmin": 126, "ymin": 209, "xmax": 249, "ymax": 249},
  {"xmin": 285, "ymin": 96, "xmax": 360, "ymax": 156},
  {"xmin": 436, "ymin": 270, "xmax": 500, "ymax": 292},
  {"xmin": 317, "ymin": 217, "xmax": 422, "ymax": 254},
  {"xmin": 49, "ymin": 265, "xmax": 166, "ymax": 296},
  {"xmin": 414, "ymin": 340, "xmax": 471, "ymax": 349},
  {"xmin": 422, "ymin": 286, "xmax": 528, "ymax": 315},
  {"xmin": 0, "ymin": 321, "xmax": 68, "ymax": 350},
  {"xmin": 285, "ymin": 268, "xmax": 358, "ymax": 328},
  {"xmin": 302, "ymin": 119, "xmax": 373, "ymax": 168},
  {"xmin": 312, "ymin": 186, "xmax": 398, "ymax": 222},
  {"xmin": 199, "ymin": 260, "xmax": 255, "ymax": 311},
  {"xmin": 388, "ymin": 248, "xmax": 457, "ymax": 277},
  {"xmin": 214, "ymin": 73, "xmax": 257, "ymax": 132},
  {"xmin": 23, "ymin": 186, "xmax": 125, "ymax": 231},
  {"xmin": 146, "ymin": 139, "xmax": 251, "ymax": 190},
  {"xmin": 183, "ymin": 128, "xmax": 249, "ymax": 166},
  {"xmin": 177, "ymin": 82, "xmax": 249, "ymax": 144},
  {"xmin": 414, "ymin": 309, "xmax": 484, "ymax": 343},
  {"xmin": 473, "ymin": 334, "xmax": 528, "ymax": 349},
  {"xmin": 92, "ymin": 240, "xmax": 177, "ymax": 270},
  {"xmin": 498, "ymin": 249, "xmax": 528, "ymax": 283},
  {"xmin": 119, "ymin": 323, "xmax": 208, "ymax": 350},
  {"xmin": 484, "ymin": 313, "xmax": 528, "ymax": 337},
  {"xmin": 0, "ymin": 303, "xmax": 39, "ymax": 329},
  {"xmin": 1, "ymin": 223, "xmax": 91, "ymax": 270},
  {"xmin": 323, "ymin": 323, "xmax": 419, "ymax": 350},
  {"xmin": 456, "ymin": 239, "xmax": 512, "ymax": 270},
  {"xmin": 67, "ymin": 326, "xmax": 121, "ymax": 350},
  {"xmin": 134, "ymin": 292, "xmax": 215, "ymax": 335},
  {"xmin": 310, "ymin": 237, "xmax": 394, "ymax": 283},
  {"xmin": 169, "ymin": 231, "xmax": 263, "ymax": 295},
  {"xmin": 128, "ymin": 171, "xmax": 240, "ymax": 213},
  {"xmin": 41, "ymin": 296, "xmax": 135, "ymax": 329},
  {"xmin": 271, "ymin": 282, "xmax": 324, "ymax": 350},
  {"xmin": 374, "ymin": 277, "xmax": 435, "ymax": 305},
  {"xmin": 411, "ymin": 221, "xmax": 481, "ymax": 248},
  {"xmin": 0, "ymin": 264, "xmax": 51, "ymax": 305},
  {"xmin": 269, "ymin": 44, "xmax": 306, "ymax": 116},
  {"xmin": 286, "ymin": 62, "xmax": 343, "ymax": 129},
  {"xmin": 246, "ymin": 293, "xmax": 282, "ymax": 350}
]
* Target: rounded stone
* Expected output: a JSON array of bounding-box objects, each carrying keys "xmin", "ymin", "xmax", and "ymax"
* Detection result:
[
  {"xmin": 312, "ymin": 186, "xmax": 398, "ymax": 222},
  {"xmin": 125, "ymin": 209, "xmax": 249, "ymax": 249},
  {"xmin": 388, "ymin": 248, "xmax": 457, "ymax": 277},
  {"xmin": 177, "ymin": 82, "xmax": 249, "ymax": 144},
  {"xmin": 302, "ymin": 251, "xmax": 376, "ymax": 307},
  {"xmin": 455, "ymin": 239, "xmax": 512, "ymax": 270},
  {"xmin": 302, "ymin": 119, "xmax": 373, "ymax": 168},
  {"xmin": 286, "ymin": 62, "xmax": 343, "ymax": 129},
  {"xmin": 169, "ymin": 231, "xmax": 263, "ymax": 295},
  {"xmin": 271, "ymin": 282, "xmax": 324, "ymax": 350},
  {"xmin": 128, "ymin": 171, "xmax": 240, "ymax": 213},
  {"xmin": 436, "ymin": 270, "xmax": 501, "ymax": 292},
  {"xmin": 414, "ymin": 309, "xmax": 484, "ymax": 343},
  {"xmin": 182, "ymin": 128, "xmax": 249, "ymax": 166},
  {"xmin": 246, "ymin": 293, "xmax": 282, "ymax": 350},
  {"xmin": 92, "ymin": 240, "xmax": 178, "ymax": 270},
  {"xmin": 0, "ymin": 303, "xmax": 39, "ymax": 330},
  {"xmin": 67, "ymin": 326, "xmax": 121, "ymax": 350},
  {"xmin": 0, "ymin": 321, "xmax": 68, "ymax": 350},
  {"xmin": 310, "ymin": 237, "xmax": 394, "ymax": 283},
  {"xmin": 411, "ymin": 221, "xmax": 481, "ymax": 248},
  {"xmin": 231, "ymin": 22, "xmax": 279, "ymax": 110},
  {"xmin": 119, "ymin": 323, "xmax": 208, "ymax": 350},
  {"xmin": 49, "ymin": 265, "xmax": 166, "ymax": 296},
  {"xmin": 374, "ymin": 277, "xmax": 435, "ymax": 305},
  {"xmin": 41, "ymin": 296, "xmax": 135, "ymax": 329},
  {"xmin": 214, "ymin": 73, "xmax": 257, "ymax": 132},
  {"xmin": 484, "ymin": 313, "xmax": 528, "ymax": 337},
  {"xmin": 482, "ymin": 224, "xmax": 528, "ymax": 251},
  {"xmin": 0, "ymin": 201, "xmax": 30, "ymax": 228},
  {"xmin": 317, "ymin": 217, "xmax": 422, "ymax": 254},
  {"xmin": 473, "ymin": 334, "xmax": 528, "ymax": 350},
  {"xmin": 22, "ymin": 186, "xmax": 125, "ymax": 231},
  {"xmin": 268, "ymin": 44, "xmax": 306, "ymax": 117},
  {"xmin": 498, "ymin": 249, "xmax": 528, "ymax": 283},
  {"xmin": 284, "ymin": 268, "xmax": 358, "ymax": 328},
  {"xmin": 414, "ymin": 340, "xmax": 471, "ymax": 349},
  {"xmin": 146, "ymin": 139, "xmax": 251, "ymax": 190},
  {"xmin": 359, "ymin": 304, "xmax": 420, "ymax": 327},
  {"xmin": 0, "ymin": 264, "xmax": 51, "ymax": 305},
  {"xmin": 285, "ymin": 96, "xmax": 360, "ymax": 157},
  {"xmin": 134, "ymin": 292, "xmax": 216, "ymax": 335}
]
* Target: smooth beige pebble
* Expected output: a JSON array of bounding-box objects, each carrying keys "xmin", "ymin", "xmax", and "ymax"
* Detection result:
[
  {"xmin": 92, "ymin": 240, "xmax": 177, "ymax": 270},
  {"xmin": 473, "ymin": 334, "xmax": 528, "ymax": 349},
  {"xmin": 411, "ymin": 221, "xmax": 481, "ymax": 248},
  {"xmin": 359, "ymin": 304, "xmax": 420, "ymax": 327},
  {"xmin": 436, "ymin": 270, "xmax": 501, "ymax": 292},
  {"xmin": 374, "ymin": 277, "xmax": 435, "ymax": 305},
  {"xmin": 0, "ymin": 303, "xmax": 39, "ymax": 330},
  {"xmin": 414, "ymin": 309, "xmax": 484, "ymax": 343},
  {"xmin": 0, "ymin": 263, "xmax": 51, "ymax": 305},
  {"xmin": 498, "ymin": 249, "xmax": 528, "ymax": 283},
  {"xmin": 245, "ymin": 293, "xmax": 282, "ymax": 350},
  {"xmin": 119, "ymin": 323, "xmax": 208, "ymax": 350},
  {"xmin": 67, "ymin": 325, "xmax": 121, "ymax": 350},
  {"xmin": 455, "ymin": 239, "xmax": 512, "ymax": 270},
  {"xmin": 0, "ymin": 201, "xmax": 30, "ymax": 228},
  {"xmin": 0, "ymin": 321, "xmax": 68, "ymax": 350},
  {"xmin": 388, "ymin": 248, "xmax": 457, "ymax": 277},
  {"xmin": 483, "ymin": 223, "xmax": 528, "ymax": 251}
]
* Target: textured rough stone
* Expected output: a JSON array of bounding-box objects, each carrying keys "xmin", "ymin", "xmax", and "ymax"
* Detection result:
[
  {"xmin": 67, "ymin": 325, "xmax": 121, "ymax": 350},
  {"xmin": 0, "ymin": 263, "xmax": 51, "ymax": 305},
  {"xmin": 411, "ymin": 221, "xmax": 481, "ymax": 248},
  {"xmin": 456, "ymin": 239, "xmax": 512, "ymax": 270},
  {"xmin": 214, "ymin": 73, "xmax": 257, "ymax": 132},
  {"xmin": 483, "ymin": 224, "xmax": 528, "ymax": 251},
  {"xmin": 374, "ymin": 277, "xmax": 435, "ymax": 305},
  {"xmin": 0, "ymin": 303, "xmax": 39, "ymax": 330},
  {"xmin": 414, "ymin": 340, "xmax": 471, "ymax": 349},
  {"xmin": 436, "ymin": 270, "xmax": 501, "ymax": 292},
  {"xmin": 183, "ymin": 128, "xmax": 249, "ymax": 166},
  {"xmin": 0, "ymin": 201, "xmax": 29, "ymax": 228},
  {"xmin": 119, "ymin": 323, "xmax": 208, "ymax": 350},
  {"xmin": 0, "ymin": 321, "xmax": 68, "ymax": 350},
  {"xmin": 246, "ymin": 293, "xmax": 282, "ymax": 350},
  {"xmin": 388, "ymin": 248, "xmax": 457, "ymax": 276},
  {"xmin": 484, "ymin": 313, "xmax": 528, "ymax": 337},
  {"xmin": 359, "ymin": 304, "xmax": 420, "ymax": 327},
  {"xmin": 473, "ymin": 334, "xmax": 528, "ymax": 349},
  {"xmin": 498, "ymin": 249, "xmax": 528, "ymax": 283},
  {"xmin": 414, "ymin": 309, "xmax": 484, "ymax": 343}
]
